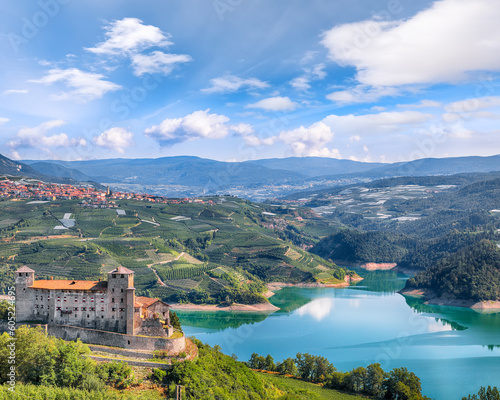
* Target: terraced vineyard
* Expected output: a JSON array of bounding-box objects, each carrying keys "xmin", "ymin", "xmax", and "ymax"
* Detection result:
[{"xmin": 0, "ymin": 196, "xmax": 350, "ymax": 304}]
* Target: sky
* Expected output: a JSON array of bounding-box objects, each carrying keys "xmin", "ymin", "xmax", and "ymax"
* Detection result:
[{"xmin": 0, "ymin": 0, "xmax": 499, "ymax": 163}]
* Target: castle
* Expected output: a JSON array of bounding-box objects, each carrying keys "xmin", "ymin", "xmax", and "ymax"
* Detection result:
[{"xmin": 15, "ymin": 266, "xmax": 185, "ymax": 353}]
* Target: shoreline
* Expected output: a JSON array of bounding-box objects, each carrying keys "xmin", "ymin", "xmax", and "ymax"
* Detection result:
[
  {"xmin": 400, "ymin": 288, "xmax": 500, "ymax": 311},
  {"xmin": 357, "ymin": 262, "xmax": 397, "ymax": 271},
  {"xmin": 169, "ymin": 302, "xmax": 280, "ymax": 313},
  {"xmin": 170, "ymin": 275, "xmax": 364, "ymax": 313}
]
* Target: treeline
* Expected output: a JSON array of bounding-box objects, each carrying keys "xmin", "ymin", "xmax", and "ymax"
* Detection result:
[
  {"xmin": 463, "ymin": 386, "xmax": 500, "ymax": 400},
  {"xmin": 405, "ymin": 240, "xmax": 500, "ymax": 301},
  {"xmin": 311, "ymin": 229, "xmax": 413, "ymax": 264},
  {"xmin": 247, "ymin": 352, "xmax": 429, "ymax": 400}
]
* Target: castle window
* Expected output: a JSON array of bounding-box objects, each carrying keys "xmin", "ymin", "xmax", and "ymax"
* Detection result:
[
  {"xmin": 112, "ymin": 275, "xmax": 116, "ymax": 278},
  {"xmin": 41, "ymin": 296, "xmax": 43, "ymax": 301},
  {"xmin": 101, "ymin": 307, "xmax": 104, "ymax": 312},
  {"xmin": 56, "ymin": 307, "xmax": 61, "ymax": 311},
  {"xmin": 121, "ymin": 289, "xmax": 124, "ymax": 293},
  {"xmin": 64, "ymin": 297, "xmax": 67, "ymax": 302},
  {"xmin": 57, "ymin": 297, "xmax": 60, "ymax": 301},
  {"xmin": 101, "ymin": 315, "xmax": 104, "ymax": 319},
  {"xmin": 101, "ymin": 298, "xmax": 104, "ymax": 303},
  {"xmin": 74, "ymin": 307, "xmax": 78, "ymax": 311},
  {"xmin": 91, "ymin": 297, "xmax": 94, "ymax": 302},
  {"xmin": 35, "ymin": 305, "xmax": 39, "ymax": 309},
  {"xmin": 112, "ymin": 288, "xmax": 115, "ymax": 292},
  {"xmin": 82, "ymin": 307, "xmax": 86, "ymax": 311},
  {"xmin": 121, "ymin": 274, "xmax": 124, "ymax": 278},
  {"xmin": 35, "ymin": 295, "xmax": 38, "ymax": 301},
  {"xmin": 83, "ymin": 298, "xmax": 86, "ymax": 303},
  {"xmin": 121, "ymin": 298, "xmax": 124, "ymax": 303},
  {"xmin": 87, "ymin": 314, "xmax": 89, "ymax": 318},
  {"xmin": 112, "ymin": 298, "xmax": 115, "ymax": 303},
  {"xmin": 40, "ymin": 305, "xmax": 43, "ymax": 309},
  {"xmin": 119, "ymin": 308, "xmax": 124, "ymax": 312},
  {"xmin": 75, "ymin": 297, "xmax": 78, "ymax": 302},
  {"xmin": 112, "ymin": 308, "xmax": 116, "ymax": 312},
  {"xmin": 26, "ymin": 273, "xmax": 29, "ymax": 277}
]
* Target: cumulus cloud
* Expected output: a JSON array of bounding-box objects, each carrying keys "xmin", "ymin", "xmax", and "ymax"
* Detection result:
[
  {"xmin": 440, "ymin": 96, "xmax": 500, "ymax": 123},
  {"xmin": 131, "ymin": 51, "xmax": 192, "ymax": 76},
  {"xmin": 7, "ymin": 120, "xmax": 87, "ymax": 153},
  {"xmin": 246, "ymin": 96, "xmax": 299, "ymax": 112},
  {"xmin": 87, "ymin": 18, "xmax": 171, "ymax": 55},
  {"xmin": 278, "ymin": 122, "xmax": 340, "ymax": 157},
  {"xmin": 231, "ymin": 123, "xmax": 277, "ymax": 146},
  {"xmin": 321, "ymin": 0, "xmax": 500, "ymax": 88},
  {"xmin": 202, "ymin": 75, "xmax": 269, "ymax": 93},
  {"xmin": 145, "ymin": 109, "xmax": 231, "ymax": 145},
  {"xmin": 87, "ymin": 18, "xmax": 191, "ymax": 77},
  {"xmin": 94, "ymin": 127, "xmax": 134, "ymax": 153},
  {"xmin": 29, "ymin": 68, "xmax": 121, "ymax": 102}
]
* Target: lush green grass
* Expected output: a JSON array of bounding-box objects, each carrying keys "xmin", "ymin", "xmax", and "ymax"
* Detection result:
[{"xmin": 261, "ymin": 373, "xmax": 367, "ymax": 400}]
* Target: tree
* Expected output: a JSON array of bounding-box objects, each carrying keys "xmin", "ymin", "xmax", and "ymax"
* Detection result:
[
  {"xmin": 384, "ymin": 367, "xmax": 425, "ymax": 400},
  {"xmin": 366, "ymin": 363, "xmax": 386, "ymax": 397},
  {"xmin": 169, "ymin": 310, "xmax": 182, "ymax": 332},
  {"xmin": 463, "ymin": 386, "xmax": 500, "ymax": 400},
  {"xmin": 264, "ymin": 354, "xmax": 276, "ymax": 372},
  {"xmin": 276, "ymin": 358, "xmax": 297, "ymax": 376},
  {"xmin": 295, "ymin": 353, "xmax": 315, "ymax": 381}
]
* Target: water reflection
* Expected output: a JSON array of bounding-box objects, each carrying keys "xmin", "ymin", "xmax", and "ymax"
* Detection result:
[
  {"xmin": 175, "ymin": 310, "xmax": 268, "ymax": 331},
  {"xmin": 350, "ymin": 269, "xmax": 408, "ymax": 294},
  {"xmin": 296, "ymin": 297, "xmax": 334, "ymax": 321}
]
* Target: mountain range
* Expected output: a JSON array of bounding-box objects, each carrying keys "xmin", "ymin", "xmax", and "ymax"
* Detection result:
[{"xmin": 1, "ymin": 153, "xmax": 499, "ymax": 199}]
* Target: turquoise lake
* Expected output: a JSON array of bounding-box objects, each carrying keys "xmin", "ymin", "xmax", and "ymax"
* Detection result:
[{"xmin": 176, "ymin": 271, "xmax": 500, "ymax": 400}]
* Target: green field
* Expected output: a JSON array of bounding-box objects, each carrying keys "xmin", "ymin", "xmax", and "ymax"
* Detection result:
[{"xmin": 0, "ymin": 197, "xmax": 348, "ymax": 304}]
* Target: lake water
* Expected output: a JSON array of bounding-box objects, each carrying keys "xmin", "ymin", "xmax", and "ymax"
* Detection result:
[{"xmin": 176, "ymin": 270, "xmax": 500, "ymax": 400}]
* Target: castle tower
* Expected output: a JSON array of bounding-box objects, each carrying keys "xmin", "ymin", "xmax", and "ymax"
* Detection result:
[
  {"xmin": 15, "ymin": 266, "xmax": 35, "ymax": 322},
  {"xmin": 107, "ymin": 266, "xmax": 135, "ymax": 334}
]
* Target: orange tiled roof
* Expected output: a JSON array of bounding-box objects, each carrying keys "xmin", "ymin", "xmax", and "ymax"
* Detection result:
[
  {"xmin": 30, "ymin": 280, "xmax": 107, "ymax": 291},
  {"xmin": 134, "ymin": 296, "xmax": 170, "ymax": 308}
]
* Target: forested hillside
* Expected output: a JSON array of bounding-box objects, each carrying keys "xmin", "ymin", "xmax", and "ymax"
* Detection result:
[{"xmin": 404, "ymin": 240, "xmax": 500, "ymax": 301}]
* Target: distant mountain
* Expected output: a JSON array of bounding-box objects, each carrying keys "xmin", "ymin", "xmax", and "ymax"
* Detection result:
[
  {"xmin": 360, "ymin": 154, "xmax": 500, "ymax": 178},
  {"xmin": 244, "ymin": 157, "xmax": 384, "ymax": 177},
  {"xmin": 0, "ymin": 153, "xmax": 102, "ymax": 187},
  {"xmin": 0, "ymin": 154, "xmax": 53, "ymax": 180},
  {"xmin": 24, "ymin": 156, "xmax": 308, "ymax": 188},
  {"xmin": 28, "ymin": 162, "xmax": 92, "ymax": 182}
]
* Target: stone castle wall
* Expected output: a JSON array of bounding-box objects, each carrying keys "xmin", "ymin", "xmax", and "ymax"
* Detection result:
[{"xmin": 47, "ymin": 324, "xmax": 186, "ymax": 353}]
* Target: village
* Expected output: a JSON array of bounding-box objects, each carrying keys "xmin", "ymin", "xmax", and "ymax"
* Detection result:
[{"xmin": 0, "ymin": 177, "xmax": 214, "ymax": 206}]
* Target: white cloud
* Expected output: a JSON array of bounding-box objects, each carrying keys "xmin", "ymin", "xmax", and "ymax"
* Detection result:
[
  {"xmin": 0, "ymin": 117, "xmax": 9, "ymax": 125},
  {"xmin": 7, "ymin": 120, "xmax": 87, "ymax": 152},
  {"xmin": 94, "ymin": 127, "xmax": 134, "ymax": 153},
  {"xmin": 290, "ymin": 63, "xmax": 327, "ymax": 92},
  {"xmin": 202, "ymin": 75, "xmax": 269, "ymax": 93},
  {"xmin": 445, "ymin": 96, "xmax": 500, "ymax": 113},
  {"xmin": 131, "ymin": 51, "xmax": 192, "ymax": 76},
  {"xmin": 247, "ymin": 96, "xmax": 299, "ymax": 112},
  {"xmin": 326, "ymin": 85, "xmax": 398, "ymax": 105},
  {"xmin": 350, "ymin": 135, "xmax": 361, "ymax": 142},
  {"xmin": 279, "ymin": 121, "xmax": 339, "ymax": 157},
  {"xmin": 145, "ymin": 109, "xmax": 231, "ymax": 145},
  {"xmin": 323, "ymin": 111, "xmax": 434, "ymax": 135},
  {"xmin": 231, "ymin": 123, "xmax": 277, "ymax": 146},
  {"xmin": 87, "ymin": 18, "xmax": 171, "ymax": 56},
  {"xmin": 2, "ymin": 89, "xmax": 28, "ymax": 95},
  {"xmin": 321, "ymin": 0, "xmax": 500, "ymax": 87},
  {"xmin": 87, "ymin": 18, "xmax": 191, "ymax": 77},
  {"xmin": 30, "ymin": 68, "xmax": 121, "ymax": 102}
]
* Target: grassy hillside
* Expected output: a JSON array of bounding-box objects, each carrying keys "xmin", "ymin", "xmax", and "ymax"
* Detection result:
[{"xmin": 0, "ymin": 196, "xmax": 348, "ymax": 304}]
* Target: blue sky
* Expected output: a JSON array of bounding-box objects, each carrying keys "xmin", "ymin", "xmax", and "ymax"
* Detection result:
[{"xmin": 1, "ymin": 0, "xmax": 499, "ymax": 163}]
